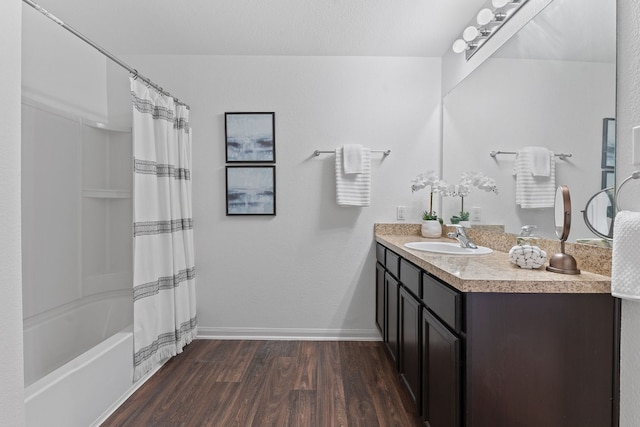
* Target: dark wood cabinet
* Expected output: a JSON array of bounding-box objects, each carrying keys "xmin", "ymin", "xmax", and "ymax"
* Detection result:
[
  {"xmin": 375, "ymin": 262, "xmax": 385, "ymax": 337},
  {"xmin": 400, "ymin": 286, "xmax": 421, "ymax": 408},
  {"xmin": 464, "ymin": 293, "xmax": 618, "ymax": 427},
  {"xmin": 385, "ymin": 272, "xmax": 399, "ymax": 367},
  {"xmin": 422, "ymin": 307, "xmax": 460, "ymax": 427},
  {"xmin": 375, "ymin": 241, "xmax": 620, "ymax": 427}
]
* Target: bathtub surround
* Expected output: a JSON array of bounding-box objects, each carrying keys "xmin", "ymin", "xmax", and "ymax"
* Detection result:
[{"xmin": 131, "ymin": 79, "xmax": 197, "ymax": 380}]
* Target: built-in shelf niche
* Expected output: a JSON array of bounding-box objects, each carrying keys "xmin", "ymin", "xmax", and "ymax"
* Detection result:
[{"xmin": 81, "ymin": 121, "xmax": 133, "ymax": 289}]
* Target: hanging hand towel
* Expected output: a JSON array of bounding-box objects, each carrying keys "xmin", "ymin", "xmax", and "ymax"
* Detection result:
[
  {"xmin": 514, "ymin": 147, "xmax": 556, "ymax": 208},
  {"xmin": 611, "ymin": 210, "xmax": 640, "ymax": 300},
  {"xmin": 527, "ymin": 146, "xmax": 551, "ymax": 177},
  {"xmin": 335, "ymin": 146, "xmax": 371, "ymax": 207},
  {"xmin": 343, "ymin": 144, "xmax": 364, "ymax": 174}
]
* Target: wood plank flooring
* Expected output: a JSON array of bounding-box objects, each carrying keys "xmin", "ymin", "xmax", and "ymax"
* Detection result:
[{"xmin": 102, "ymin": 340, "xmax": 422, "ymax": 427}]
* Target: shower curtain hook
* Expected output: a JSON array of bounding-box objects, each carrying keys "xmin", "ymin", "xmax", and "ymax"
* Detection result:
[{"xmin": 132, "ymin": 69, "xmax": 138, "ymax": 80}]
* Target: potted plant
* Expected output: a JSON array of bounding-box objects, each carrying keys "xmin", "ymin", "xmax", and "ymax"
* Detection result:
[
  {"xmin": 445, "ymin": 171, "xmax": 498, "ymax": 226},
  {"xmin": 411, "ymin": 171, "xmax": 447, "ymax": 238}
]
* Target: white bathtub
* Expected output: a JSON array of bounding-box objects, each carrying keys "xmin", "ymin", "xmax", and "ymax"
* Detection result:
[
  {"xmin": 23, "ymin": 292, "xmax": 139, "ymax": 427},
  {"xmin": 24, "ymin": 326, "xmax": 134, "ymax": 427}
]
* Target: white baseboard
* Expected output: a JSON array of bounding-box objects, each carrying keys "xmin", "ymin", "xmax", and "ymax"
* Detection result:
[{"xmin": 197, "ymin": 326, "xmax": 382, "ymax": 341}]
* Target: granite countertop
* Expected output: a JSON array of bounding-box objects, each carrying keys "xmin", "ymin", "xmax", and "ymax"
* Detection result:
[{"xmin": 376, "ymin": 230, "xmax": 612, "ymax": 294}]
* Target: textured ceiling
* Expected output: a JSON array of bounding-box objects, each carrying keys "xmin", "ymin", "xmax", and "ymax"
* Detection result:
[{"xmin": 29, "ymin": 0, "xmax": 488, "ymax": 57}]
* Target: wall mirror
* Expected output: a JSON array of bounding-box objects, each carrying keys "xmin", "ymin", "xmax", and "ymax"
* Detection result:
[{"xmin": 441, "ymin": 0, "xmax": 616, "ymax": 244}]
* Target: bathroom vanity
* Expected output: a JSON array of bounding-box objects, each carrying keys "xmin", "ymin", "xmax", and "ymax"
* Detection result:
[{"xmin": 375, "ymin": 227, "xmax": 619, "ymax": 427}]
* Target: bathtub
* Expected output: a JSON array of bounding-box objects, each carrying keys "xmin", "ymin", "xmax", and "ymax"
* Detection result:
[
  {"xmin": 23, "ymin": 292, "xmax": 138, "ymax": 426},
  {"xmin": 25, "ymin": 326, "xmax": 134, "ymax": 427}
]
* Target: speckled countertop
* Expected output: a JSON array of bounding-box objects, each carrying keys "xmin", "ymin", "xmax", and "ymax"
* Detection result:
[{"xmin": 375, "ymin": 224, "xmax": 612, "ymax": 294}]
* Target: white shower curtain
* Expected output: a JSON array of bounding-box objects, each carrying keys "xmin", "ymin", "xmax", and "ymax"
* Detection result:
[{"xmin": 130, "ymin": 78, "xmax": 197, "ymax": 380}]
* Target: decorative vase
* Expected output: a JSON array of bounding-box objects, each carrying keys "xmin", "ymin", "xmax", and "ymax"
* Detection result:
[{"xmin": 421, "ymin": 220, "xmax": 442, "ymax": 238}]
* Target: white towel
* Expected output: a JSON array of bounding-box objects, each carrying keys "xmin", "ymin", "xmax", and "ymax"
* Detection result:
[
  {"xmin": 514, "ymin": 148, "xmax": 556, "ymax": 209},
  {"xmin": 335, "ymin": 147, "xmax": 371, "ymax": 207},
  {"xmin": 611, "ymin": 211, "xmax": 640, "ymax": 300},
  {"xmin": 343, "ymin": 144, "xmax": 364, "ymax": 174},
  {"xmin": 527, "ymin": 146, "xmax": 551, "ymax": 177}
]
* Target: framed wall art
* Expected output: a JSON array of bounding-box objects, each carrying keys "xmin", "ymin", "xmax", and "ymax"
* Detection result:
[
  {"xmin": 601, "ymin": 118, "xmax": 615, "ymax": 169},
  {"xmin": 225, "ymin": 112, "xmax": 275, "ymax": 163},
  {"xmin": 225, "ymin": 166, "xmax": 276, "ymax": 216}
]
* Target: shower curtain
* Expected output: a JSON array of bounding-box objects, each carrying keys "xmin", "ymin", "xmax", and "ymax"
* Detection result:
[{"xmin": 130, "ymin": 78, "xmax": 197, "ymax": 380}]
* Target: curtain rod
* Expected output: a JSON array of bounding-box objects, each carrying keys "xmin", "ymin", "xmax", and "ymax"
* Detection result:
[{"xmin": 22, "ymin": 0, "xmax": 189, "ymax": 108}]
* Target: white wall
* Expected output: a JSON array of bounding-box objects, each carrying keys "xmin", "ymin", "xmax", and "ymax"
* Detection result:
[
  {"xmin": 119, "ymin": 54, "xmax": 442, "ymax": 338},
  {"xmin": 616, "ymin": 1, "xmax": 640, "ymax": 425},
  {"xmin": 442, "ymin": 58, "xmax": 615, "ymax": 239},
  {"xmin": 0, "ymin": 0, "xmax": 25, "ymax": 425}
]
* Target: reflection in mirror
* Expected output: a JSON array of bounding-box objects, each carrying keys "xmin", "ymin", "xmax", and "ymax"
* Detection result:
[
  {"xmin": 582, "ymin": 187, "xmax": 614, "ymax": 241},
  {"xmin": 554, "ymin": 187, "xmax": 566, "ymax": 239},
  {"xmin": 441, "ymin": 0, "xmax": 615, "ymax": 244},
  {"xmin": 547, "ymin": 185, "xmax": 580, "ymax": 274}
]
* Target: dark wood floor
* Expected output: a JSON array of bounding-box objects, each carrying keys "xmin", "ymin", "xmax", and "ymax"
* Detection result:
[{"xmin": 102, "ymin": 340, "xmax": 422, "ymax": 427}]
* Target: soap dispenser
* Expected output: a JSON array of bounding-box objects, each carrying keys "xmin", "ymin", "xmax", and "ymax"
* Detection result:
[{"xmin": 516, "ymin": 225, "xmax": 539, "ymax": 246}]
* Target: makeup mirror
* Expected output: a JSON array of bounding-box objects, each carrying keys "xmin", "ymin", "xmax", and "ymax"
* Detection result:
[
  {"xmin": 582, "ymin": 187, "xmax": 615, "ymax": 240},
  {"xmin": 547, "ymin": 185, "xmax": 580, "ymax": 274}
]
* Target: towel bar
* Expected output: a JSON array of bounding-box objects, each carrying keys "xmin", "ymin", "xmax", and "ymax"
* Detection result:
[
  {"xmin": 615, "ymin": 171, "xmax": 640, "ymax": 211},
  {"xmin": 490, "ymin": 150, "xmax": 572, "ymax": 161},
  {"xmin": 314, "ymin": 149, "xmax": 390, "ymax": 156}
]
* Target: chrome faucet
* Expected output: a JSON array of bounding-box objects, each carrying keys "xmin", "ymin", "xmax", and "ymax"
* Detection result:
[{"xmin": 447, "ymin": 225, "xmax": 478, "ymax": 249}]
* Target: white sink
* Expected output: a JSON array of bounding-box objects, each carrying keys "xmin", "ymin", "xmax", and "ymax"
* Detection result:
[{"xmin": 404, "ymin": 241, "xmax": 493, "ymax": 255}]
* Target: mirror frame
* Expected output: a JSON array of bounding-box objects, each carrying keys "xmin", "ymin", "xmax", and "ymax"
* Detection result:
[
  {"xmin": 582, "ymin": 187, "xmax": 615, "ymax": 240},
  {"xmin": 556, "ymin": 185, "xmax": 571, "ymax": 242},
  {"xmin": 547, "ymin": 185, "xmax": 581, "ymax": 275}
]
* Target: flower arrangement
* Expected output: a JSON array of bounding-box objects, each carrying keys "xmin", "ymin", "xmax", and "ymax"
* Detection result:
[
  {"xmin": 411, "ymin": 171, "xmax": 448, "ymax": 223},
  {"xmin": 444, "ymin": 171, "xmax": 498, "ymax": 223}
]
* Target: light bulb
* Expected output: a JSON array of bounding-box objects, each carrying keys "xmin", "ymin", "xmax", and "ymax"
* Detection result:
[
  {"xmin": 477, "ymin": 8, "xmax": 495, "ymax": 26},
  {"xmin": 462, "ymin": 26, "xmax": 479, "ymax": 42},
  {"xmin": 492, "ymin": 0, "xmax": 510, "ymax": 8},
  {"xmin": 452, "ymin": 39, "xmax": 467, "ymax": 54}
]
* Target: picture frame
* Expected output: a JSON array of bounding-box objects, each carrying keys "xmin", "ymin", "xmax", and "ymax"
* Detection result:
[
  {"xmin": 601, "ymin": 118, "xmax": 615, "ymax": 169},
  {"xmin": 226, "ymin": 166, "xmax": 276, "ymax": 216},
  {"xmin": 601, "ymin": 169, "xmax": 615, "ymax": 189},
  {"xmin": 225, "ymin": 112, "xmax": 275, "ymax": 163}
]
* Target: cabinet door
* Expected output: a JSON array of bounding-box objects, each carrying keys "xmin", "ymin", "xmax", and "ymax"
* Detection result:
[
  {"xmin": 385, "ymin": 272, "xmax": 399, "ymax": 367},
  {"xmin": 422, "ymin": 307, "xmax": 460, "ymax": 427},
  {"xmin": 376, "ymin": 262, "xmax": 385, "ymax": 338},
  {"xmin": 400, "ymin": 286, "xmax": 421, "ymax": 410}
]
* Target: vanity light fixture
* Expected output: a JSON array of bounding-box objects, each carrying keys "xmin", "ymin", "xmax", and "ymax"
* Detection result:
[{"xmin": 451, "ymin": 0, "xmax": 528, "ymax": 60}]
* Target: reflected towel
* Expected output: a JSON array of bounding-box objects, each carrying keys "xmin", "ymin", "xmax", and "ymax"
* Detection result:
[
  {"xmin": 335, "ymin": 147, "xmax": 371, "ymax": 207},
  {"xmin": 527, "ymin": 146, "xmax": 551, "ymax": 177},
  {"xmin": 343, "ymin": 144, "xmax": 364, "ymax": 174},
  {"xmin": 611, "ymin": 211, "xmax": 640, "ymax": 300},
  {"xmin": 514, "ymin": 148, "xmax": 556, "ymax": 208}
]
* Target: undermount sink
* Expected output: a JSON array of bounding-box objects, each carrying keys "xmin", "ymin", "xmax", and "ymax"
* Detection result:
[{"xmin": 404, "ymin": 241, "xmax": 493, "ymax": 255}]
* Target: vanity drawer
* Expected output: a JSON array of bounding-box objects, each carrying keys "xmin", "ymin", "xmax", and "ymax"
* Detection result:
[
  {"xmin": 385, "ymin": 250, "xmax": 400, "ymax": 279},
  {"xmin": 422, "ymin": 273, "xmax": 461, "ymax": 333},
  {"xmin": 376, "ymin": 243, "xmax": 386, "ymax": 264},
  {"xmin": 400, "ymin": 258, "xmax": 422, "ymax": 298}
]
